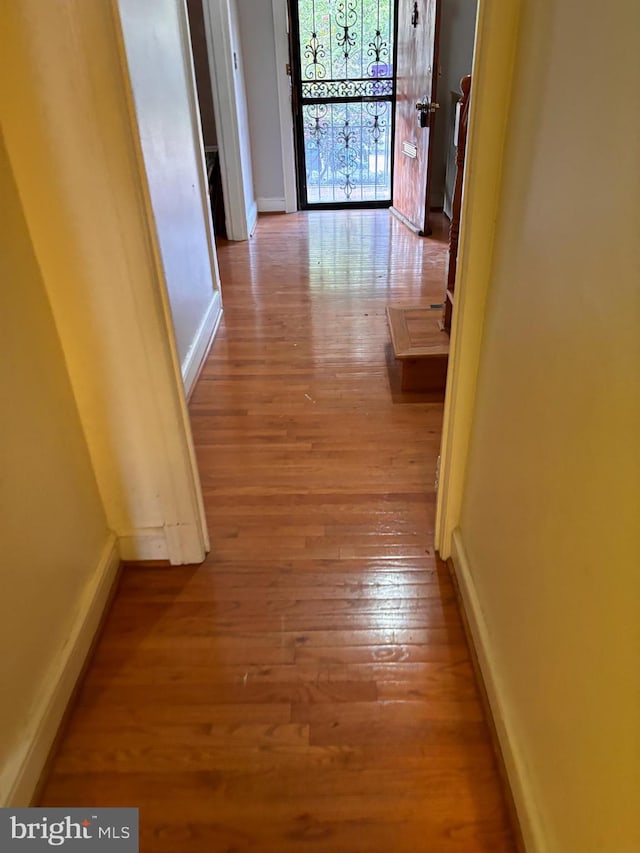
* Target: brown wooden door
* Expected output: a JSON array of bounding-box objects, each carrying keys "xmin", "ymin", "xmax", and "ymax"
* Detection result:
[{"xmin": 391, "ymin": 0, "xmax": 441, "ymax": 235}]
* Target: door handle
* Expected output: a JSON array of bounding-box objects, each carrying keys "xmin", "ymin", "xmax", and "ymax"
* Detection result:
[
  {"xmin": 415, "ymin": 101, "xmax": 440, "ymax": 112},
  {"xmin": 416, "ymin": 101, "xmax": 439, "ymax": 128}
]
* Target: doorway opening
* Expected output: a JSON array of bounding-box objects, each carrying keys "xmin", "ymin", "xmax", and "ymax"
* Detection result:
[{"xmin": 289, "ymin": 0, "xmax": 397, "ymax": 209}]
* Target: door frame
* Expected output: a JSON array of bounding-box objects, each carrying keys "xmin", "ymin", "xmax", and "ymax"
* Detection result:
[
  {"xmin": 272, "ymin": 0, "xmax": 298, "ymax": 213},
  {"xmin": 201, "ymin": 0, "xmax": 257, "ymax": 240},
  {"xmin": 435, "ymin": 0, "xmax": 522, "ymax": 558},
  {"xmin": 287, "ymin": 0, "xmax": 399, "ymax": 210},
  {"xmin": 193, "ymin": 0, "xmax": 522, "ymax": 558}
]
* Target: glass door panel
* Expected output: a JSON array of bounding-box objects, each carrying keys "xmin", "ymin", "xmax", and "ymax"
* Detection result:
[{"xmin": 291, "ymin": 0, "xmax": 396, "ymax": 208}]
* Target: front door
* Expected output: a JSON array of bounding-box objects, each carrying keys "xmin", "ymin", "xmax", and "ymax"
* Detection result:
[
  {"xmin": 391, "ymin": 0, "xmax": 441, "ymax": 234},
  {"xmin": 290, "ymin": 0, "xmax": 397, "ymax": 208}
]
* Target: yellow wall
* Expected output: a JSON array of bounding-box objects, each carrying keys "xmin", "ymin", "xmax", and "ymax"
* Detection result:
[
  {"xmin": 2, "ymin": 0, "xmax": 209, "ymax": 563},
  {"xmin": 0, "ymin": 137, "xmax": 111, "ymax": 802},
  {"xmin": 458, "ymin": 1, "xmax": 640, "ymax": 850}
]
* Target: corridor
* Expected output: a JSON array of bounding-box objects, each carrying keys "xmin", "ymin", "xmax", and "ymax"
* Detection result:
[{"xmin": 40, "ymin": 210, "xmax": 516, "ymax": 852}]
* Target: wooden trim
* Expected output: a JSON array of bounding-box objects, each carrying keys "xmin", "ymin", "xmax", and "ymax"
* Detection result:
[
  {"xmin": 450, "ymin": 530, "xmax": 546, "ymax": 853},
  {"xmin": 443, "ymin": 74, "xmax": 471, "ymax": 334},
  {"xmin": 201, "ymin": 0, "xmax": 252, "ymax": 240},
  {"xmin": 117, "ymin": 528, "xmax": 169, "ymax": 562},
  {"xmin": 435, "ymin": 0, "xmax": 522, "ymax": 558},
  {"xmin": 271, "ymin": 0, "xmax": 297, "ymax": 213},
  {"xmin": 180, "ymin": 0, "xmax": 228, "ymax": 402},
  {"xmin": 422, "ymin": 0, "xmax": 443, "ymax": 237},
  {"xmin": 112, "ymin": 0, "xmax": 211, "ymax": 563},
  {"xmin": 178, "ymin": 0, "xmax": 224, "ymax": 314},
  {"xmin": 179, "ymin": 0, "xmax": 225, "ymax": 397},
  {"xmin": 3, "ymin": 536, "xmax": 121, "ymax": 806}
]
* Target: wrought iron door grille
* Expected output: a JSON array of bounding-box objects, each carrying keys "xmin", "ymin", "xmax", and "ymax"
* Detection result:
[{"xmin": 292, "ymin": 0, "xmax": 396, "ymax": 206}]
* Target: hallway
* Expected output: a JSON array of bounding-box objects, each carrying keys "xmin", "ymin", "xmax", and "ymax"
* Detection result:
[{"xmin": 40, "ymin": 210, "xmax": 515, "ymax": 851}]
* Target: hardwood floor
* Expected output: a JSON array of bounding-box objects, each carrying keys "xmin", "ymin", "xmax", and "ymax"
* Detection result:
[{"xmin": 40, "ymin": 210, "xmax": 515, "ymax": 852}]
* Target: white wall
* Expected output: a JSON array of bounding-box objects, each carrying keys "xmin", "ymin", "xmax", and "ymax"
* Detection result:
[
  {"xmin": 454, "ymin": 0, "xmax": 640, "ymax": 850},
  {"xmin": 229, "ymin": 0, "xmax": 259, "ymax": 228},
  {"xmin": 433, "ymin": 0, "xmax": 478, "ymax": 211},
  {"xmin": 2, "ymin": 0, "xmax": 209, "ymax": 564},
  {"xmin": 203, "ymin": 0, "xmax": 258, "ymax": 238},
  {"xmin": 237, "ymin": 0, "xmax": 286, "ymax": 211},
  {"xmin": 116, "ymin": 0, "xmax": 223, "ymax": 389},
  {"xmin": 0, "ymin": 137, "xmax": 115, "ymax": 805}
]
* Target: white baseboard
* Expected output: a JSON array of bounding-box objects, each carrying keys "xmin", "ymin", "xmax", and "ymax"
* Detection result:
[
  {"xmin": 117, "ymin": 528, "xmax": 168, "ymax": 561},
  {"xmin": 257, "ymin": 196, "xmax": 286, "ymax": 213},
  {"xmin": 181, "ymin": 291, "xmax": 223, "ymax": 398},
  {"xmin": 451, "ymin": 529, "xmax": 546, "ymax": 853},
  {"xmin": 118, "ymin": 526, "xmax": 206, "ymax": 564},
  {"xmin": 247, "ymin": 200, "xmax": 258, "ymax": 237},
  {"xmin": 163, "ymin": 522, "xmax": 208, "ymax": 566},
  {"xmin": 2, "ymin": 535, "xmax": 120, "ymax": 806},
  {"xmin": 389, "ymin": 205, "xmax": 422, "ymax": 235}
]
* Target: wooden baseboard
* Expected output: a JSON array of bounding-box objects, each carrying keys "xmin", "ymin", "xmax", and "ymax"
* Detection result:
[
  {"xmin": 449, "ymin": 530, "xmax": 546, "ymax": 853},
  {"xmin": 2, "ymin": 535, "xmax": 121, "ymax": 806}
]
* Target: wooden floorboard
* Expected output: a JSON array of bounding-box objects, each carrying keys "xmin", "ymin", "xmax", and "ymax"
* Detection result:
[{"xmin": 40, "ymin": 210, "xmax": 516, "ymax": 852}]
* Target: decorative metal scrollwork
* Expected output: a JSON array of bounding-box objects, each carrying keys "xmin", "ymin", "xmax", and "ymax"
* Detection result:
[
  {"xmin": 336, "ymin": 117, "xmax": 358, "ymax": 198},
  {"xmin": 301, "ymin": 78, "xmax": 393, "ymax": 99},
  {"xmin": 365, "ymin": 100, "xmax": 388, "ymax": 145},
  {"xmin": 296, "ymin": 0, "xmax": 395, "ymax": 204},
  {"xmin": 367, "ymin": 30, "xmax": 389, "ymax": 70},
  {"xmin": 334, "ymin": 0, "xmax": 358, "ymax": 61},
  {"xmin": 306, "ymin": 103, "xmax": 329, "ymax": 146},
  {"xmin": 303, "ymin": 31, "xmax": 327, "ymax": 79}
]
